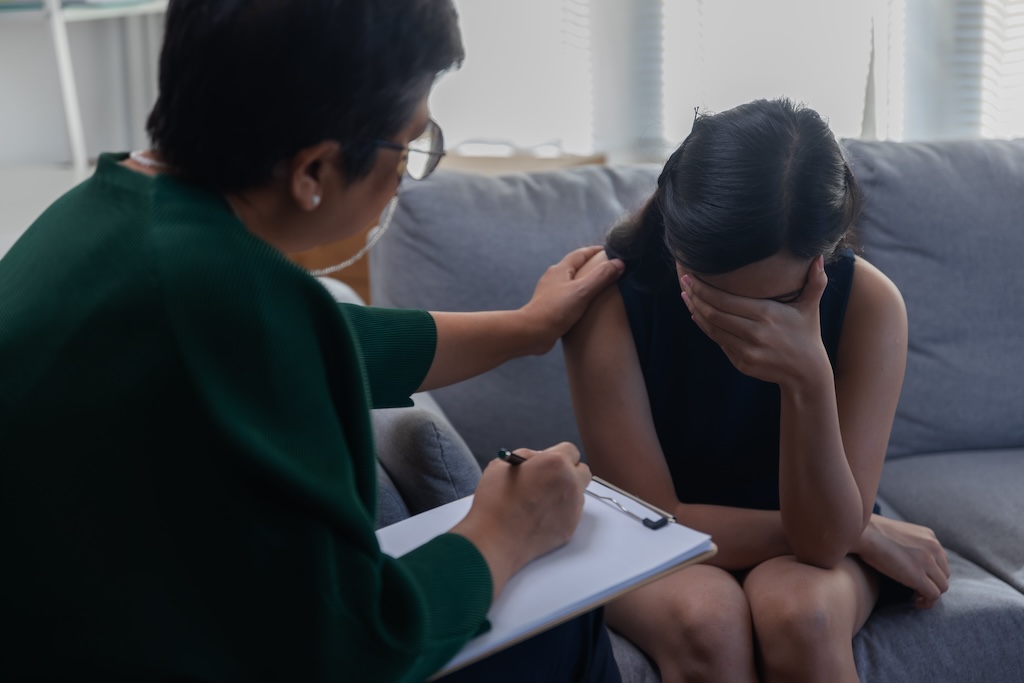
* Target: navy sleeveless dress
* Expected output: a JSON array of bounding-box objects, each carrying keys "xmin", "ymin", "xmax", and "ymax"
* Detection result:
[{"xmin": 615, "ymin": 248, "xmax": 874, "ymax": 513}]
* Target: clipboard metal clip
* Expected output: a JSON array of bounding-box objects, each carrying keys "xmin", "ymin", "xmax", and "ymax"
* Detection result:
[{"xmin": 586, "ymin": 477, "xmax": 674, "ymax": 530}]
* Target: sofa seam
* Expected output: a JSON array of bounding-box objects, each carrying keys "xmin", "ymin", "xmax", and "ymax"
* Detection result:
[{"xmin": 426, "ymin": 419, "xmax": 459, "ymax": 497}]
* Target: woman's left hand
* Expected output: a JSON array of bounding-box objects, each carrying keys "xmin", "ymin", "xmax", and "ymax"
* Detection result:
[
  {"xmin": 520, "ymin": 246, "xmax": 625, "ymax": 354},
  {"xmin": 681, "ymin": 256, "xmax": 830, "ymax": 387},
  {"xmin": 855, "ymin": 515, "xmax": 951, "ymax": 609}
]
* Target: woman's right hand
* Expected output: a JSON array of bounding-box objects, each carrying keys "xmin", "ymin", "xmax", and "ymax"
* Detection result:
[
  {"xmin": 854, "ymin": 514, "xmax": 951, "ymax": 608},
  {"xmin": 450, "ymin": 442, "xmax": 591, "ymax": 599}
]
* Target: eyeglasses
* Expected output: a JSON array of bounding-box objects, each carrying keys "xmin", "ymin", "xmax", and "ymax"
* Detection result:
[{"xmin": 373, "ymin": 119, "xmax": 446, "ymax": 180}]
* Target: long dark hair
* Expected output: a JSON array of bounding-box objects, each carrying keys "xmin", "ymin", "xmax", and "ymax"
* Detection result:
[
  {"xmin": 608, "ymin": 98, "xmax": 861, "ymax": 284},
  {"xmin": 147, "ymin": 0, "xmax": 464, "ymax": 192}
]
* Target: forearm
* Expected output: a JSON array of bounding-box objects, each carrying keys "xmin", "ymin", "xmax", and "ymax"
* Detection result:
[
  {"xmin": 419, "ymin": 310, "xmax": 546, "ymax": 391},
  {"xmin": 675, "ymin": 502, "xmax": 790, "ymax": 570},
  {"xmin": 778, "ymin": 361, "xmax": 865, "ymax": 568}
]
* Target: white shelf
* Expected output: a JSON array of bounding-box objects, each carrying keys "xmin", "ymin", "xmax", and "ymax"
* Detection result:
[
  {"xmin": 64, "ymin": 1, "xmax": 167, "ymax": 23},
  {"xmin": 0, "ymin": 0, "xmax": 167, "ymax": 173}
]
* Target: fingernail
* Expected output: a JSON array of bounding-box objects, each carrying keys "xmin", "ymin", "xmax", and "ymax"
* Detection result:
[{"xmin": 611, "ymin": 259, "xmax": 625, "ymax": 271}]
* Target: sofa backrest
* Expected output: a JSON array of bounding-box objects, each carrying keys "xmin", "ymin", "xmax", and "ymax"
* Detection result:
[
  {"xmin": 372, "ymin": 141, "xmax": 1024, "ymax": 463},
  {"xmin": 371, "ymin": 164, "xmax": 659, "ymax": 464},
  {"xmin": 842, "ymin": 139, "xmax": 1024, "ymax": 458}
]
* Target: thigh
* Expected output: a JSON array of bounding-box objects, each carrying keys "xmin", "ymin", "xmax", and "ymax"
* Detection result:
[{"xmin": 743, "ymin": 555, "xmax": 880, "ymax": 639}]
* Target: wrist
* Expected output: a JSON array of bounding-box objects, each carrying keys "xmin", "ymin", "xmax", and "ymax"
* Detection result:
[
  {"xmin": 852, "ymin": 516, "xmax": 879, "ymax": 556},
  {"xmin": 450, "ymin": 517, "xmax": 526, "ymax": 600},
  {"xmin": 779, "ymin": 345, "xmax": 833, "ymax": 396},
  {"xmin": 513, "ymin": 306, "xmax": 558, "ymax": 356}
]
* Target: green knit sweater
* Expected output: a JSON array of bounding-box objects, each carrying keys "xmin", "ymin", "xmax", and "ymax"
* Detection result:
[{"xmin": 0, "ymin": 154, "xmax": 492, "ymax": 682}]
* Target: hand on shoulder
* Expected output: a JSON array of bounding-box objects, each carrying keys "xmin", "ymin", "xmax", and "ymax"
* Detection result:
[{"xmin": 519, "ymin": 246, "xmax": 625, "ymax": 355}]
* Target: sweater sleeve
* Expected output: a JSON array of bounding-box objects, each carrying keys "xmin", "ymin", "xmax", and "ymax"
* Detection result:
[
  {"xmin": 155, "ymin": 219, "xmax": 490, "ymax": 682},
  {"xmin": 338, "ymin": 303, "xmax": 437, "ymax": 409}
]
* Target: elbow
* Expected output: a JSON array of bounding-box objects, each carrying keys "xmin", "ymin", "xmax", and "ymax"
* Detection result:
[
  {"xmin": 787, "ymin": 520, "xmax": 863, "ymax": 570},
  {"xmin": 791, "ymin": 546, "xmax": 847, "ymax": 570}
]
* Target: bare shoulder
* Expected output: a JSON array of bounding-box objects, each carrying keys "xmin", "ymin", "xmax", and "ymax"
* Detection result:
[
  {"xmin": 564, "ymin": 261, "xmax": 632, "ymax": 347},
  {"xmin": 846, "ymin": 256, "xmax": 907, "ymax": 329},
  {"xmin": 836, "ymin": 255, "xmax": 908, "ymax": 375}
]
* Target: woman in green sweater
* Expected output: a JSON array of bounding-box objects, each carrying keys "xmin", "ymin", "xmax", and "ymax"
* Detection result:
[{"xmin": 0, "ymin": 1, "xmax": 625, "ymax": 681}]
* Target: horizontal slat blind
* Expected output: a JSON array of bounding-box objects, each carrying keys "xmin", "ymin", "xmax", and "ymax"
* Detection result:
[{"xmin": 951, "ymin": 0, "xmax": 1024, "ymax": 138}]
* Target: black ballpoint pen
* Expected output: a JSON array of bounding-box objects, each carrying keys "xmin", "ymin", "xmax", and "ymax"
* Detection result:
[
  {"xmin": 497, "ymin": 448, "xmax": 671, "ymax": 529},
  {"xmin": 497, "ymin": 448, "xmax": 527, "ymax": 465}
]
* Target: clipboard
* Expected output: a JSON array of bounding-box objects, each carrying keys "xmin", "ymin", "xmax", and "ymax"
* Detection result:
[{"xmin": 376, "ymin": 479, "xmax": 717, "ymax": 679}]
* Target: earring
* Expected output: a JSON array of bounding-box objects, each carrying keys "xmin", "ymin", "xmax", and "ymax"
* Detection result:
[{"xmin": 311, "ymin": 195, "xmax": 321, "ymax": 209}]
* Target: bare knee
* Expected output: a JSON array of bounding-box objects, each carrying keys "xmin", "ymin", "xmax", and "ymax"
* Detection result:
[
  {"xmin": 666, "ymin": 580, "xmax": 749, "ymax": 660},
  {"xmin": 744, "ymin": 557, "xmax": 861, "ymax": 680},
  {"xmin": 750, "ymin": 584, "xmax": 833, "ymax": 651},
  {"xmin": 610, "ymin": 566, "xmax": 755, "ymax": 683}
]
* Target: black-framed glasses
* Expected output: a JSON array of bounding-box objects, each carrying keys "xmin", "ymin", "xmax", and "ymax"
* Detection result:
[{"xmin": 374, "ymin": 119, "xmax": 446, "ymax": 180}]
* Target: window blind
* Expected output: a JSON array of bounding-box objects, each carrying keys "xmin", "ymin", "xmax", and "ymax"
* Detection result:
[{"xmin": 943, "ymin": 0, "xmax": 1024, "ymax": 138}]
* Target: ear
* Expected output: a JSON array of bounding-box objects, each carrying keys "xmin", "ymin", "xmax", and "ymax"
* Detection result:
[{"xmin": 288, "ymin": 141, "xmax": 342, "ymax": 212}]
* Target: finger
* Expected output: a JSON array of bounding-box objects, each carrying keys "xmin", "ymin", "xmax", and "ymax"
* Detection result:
[
  {"xmin": 681, "ymin": 274, "xmax": 766, "ymax": 322},
  {"xmin": 549, "ymin": 441, "xmax": 582, "ymax": 464},
  {"xmin": 798, "ymin": 256, "xmax": 828, "ymax": 309},
  {"xmin": 683, "ymin": 289, "xmax": 759, "ymax": 343},
  {"xmin": 685, "ymin": 296, "xmax": 750, "ymax": 355},
  {"xmin": 913, "ymin": 593, "xmax": 937, "ymax": 610},
  {"xmin": 573, "ymin": 461, "xmax": 593, "ymax": 491},
  {"xmin": 913, "ymin": 575, "xmax": 943, "ymax": 605},
  {"xmin": 575, "ymin": 257, "xmax": 625, "ymax": 295},
  {"xmin": 937, "ymin": 545, "xmax": 951, "ymax": 579},
  {"xmin": 928, "ymin": 561, "xmax": 951, "ymax": 595},
  {"xmin": 560, "ymin": 245, "xmax": 606, "ymax": 271}
]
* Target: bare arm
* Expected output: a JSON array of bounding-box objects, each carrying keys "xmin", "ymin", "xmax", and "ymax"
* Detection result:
[
  {"xmin": 419, "ymin": 246, "xmax": 624, "ymax": 391},
  {"xmin": 563, "ymin": 267, "xmax": 792, "ymax": 570},
  {"xmin": 682, "ymin": 256, "xmax": 908, "ymax": 567}
]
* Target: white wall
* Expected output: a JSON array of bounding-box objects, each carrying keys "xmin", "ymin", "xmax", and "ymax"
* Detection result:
[{"xmin": 0, "ymin": 12, "xmax": 162, "ymax": 166}]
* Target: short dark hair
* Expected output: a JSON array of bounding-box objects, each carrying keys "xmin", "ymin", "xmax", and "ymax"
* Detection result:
[
  {"xmin": 147, "ymin": 0, "xmax": 464, "ymax": 192},
  {"xmin": 609, "ymin": 98, "xmax": 861, "ymax": 282}
]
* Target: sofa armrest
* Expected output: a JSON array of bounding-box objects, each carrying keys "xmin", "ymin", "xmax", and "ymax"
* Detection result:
[
  {"xmin": 373, "ymin": 392, "xmax": 482, "ymax": 520},
  {"xmin": 316, "ymin": 275, "xmax": 482, "ymax": 526}
]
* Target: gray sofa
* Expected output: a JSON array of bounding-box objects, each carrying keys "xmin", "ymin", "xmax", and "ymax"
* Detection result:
[{"xmin": 360, "ymin": 139, "xmax": 1024, "ymax": 682}]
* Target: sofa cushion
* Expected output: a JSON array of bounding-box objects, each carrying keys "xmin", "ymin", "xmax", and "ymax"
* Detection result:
[
  {"xmin": 375, "ymin": 462, "xmax": 410, "ymax": 529},
  {"xmin": 372, "ymin": 392, "xmax": 482, "ymax": 517},
  {"xmin": 607, "ymin": 630, "xmax": 658, "ymax": 683},
  {"xmin": 842, "ymin": 139, "xmax": 1024, "ymax": 459},
  {"xmin": 316, "ymin": 276, "xmax": 365, "ymax": 305},
  {"xmin": 853, "ymin": 547, "xmax": 1024, "ymax": 682},
  {"xmin": 878, "ymin": 448, "xmax": 1024, "ymax": 593},
  {"xmin": 372, "ymin": 164, "xmax": 660, "ymax": 463}
]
